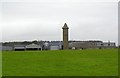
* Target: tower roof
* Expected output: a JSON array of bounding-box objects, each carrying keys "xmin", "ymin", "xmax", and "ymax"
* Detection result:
[{"xmin": 62, "ymin": 23, "xmax": 69, "ymax": 29}]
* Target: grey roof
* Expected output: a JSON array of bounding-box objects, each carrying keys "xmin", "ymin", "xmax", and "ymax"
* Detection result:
[
  {"xmin": 14, "ymin": 44, "xmax": 26, "ymax": 49},
  {"xmin": 26, "ymin": 43, "xmax": 41, "ymax": 48},
  {"xmin": 14, "ymin": 44, "xmax": 26, "ymax": 47},
  {"xmin": 49, "ymin": 42, "xmax": 62, "ymax": 46}
]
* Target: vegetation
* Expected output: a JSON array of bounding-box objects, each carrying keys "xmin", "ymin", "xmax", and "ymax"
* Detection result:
[
  {"xmin": 2, "ymin": 49, "xmax": 118, "ymax": 76},
  {"xmin": 0, "ymin": 51, "xmax": 2, "ymax": 77}
]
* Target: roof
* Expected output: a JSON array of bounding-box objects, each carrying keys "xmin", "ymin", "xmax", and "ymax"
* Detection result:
[
  {"xmin": 26, "ymin": 43, "xmax": 41, "ymax": 48},
  {"xmin": 62, "ymin": 23, "xmax": 69, "ymax": 29},
  {"xmin": 14, "ymin": 44, "xmax": 26, "ymax": 49},
  {"xmin": 49, "ymin": 42, "xmax": 62, "ymax": 46},
  {"xmin": 14, "ymin": 44, "xmax": 26, "ymax": 47}
]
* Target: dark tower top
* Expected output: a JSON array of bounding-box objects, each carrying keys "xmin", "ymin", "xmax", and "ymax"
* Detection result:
[
  {"xmin": 62, "ymin": 23, "xmax": 69, "ymax": 50},
  {"xmin": 62, "ymin": 23, "xmax": 69, "ymax": 29}
]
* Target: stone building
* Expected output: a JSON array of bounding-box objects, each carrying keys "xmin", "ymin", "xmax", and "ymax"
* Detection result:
[
  {"xmin": 69, "ymin": 41, "xmax": 116, "ymax": 49},
  {"xmin": 62, "ymin": 23, "xmax": 69, "ymax": 50}
]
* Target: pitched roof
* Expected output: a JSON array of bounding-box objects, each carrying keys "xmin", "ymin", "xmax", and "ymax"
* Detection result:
[
  {"xmin": 26, "ymin": 43, "xmax": 41, "ymax": 48},
  {"xmin": 14, "ymin": 44, "xmax": 26, "ymax": 47},
  {"xmin": 62, "ymin": 23, "xmax": 69, "ymax": 29}
]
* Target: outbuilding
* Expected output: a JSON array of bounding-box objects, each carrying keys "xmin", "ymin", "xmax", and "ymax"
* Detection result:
[
  {"xmin": 2, "ymin": 46, "xmax": 13, "ymax": 51},
  {"xmin": 25, "ymin": 43, "xmax": 42, "ymax": 50},
  {"xmin": 50, "ymin": 46, "xmax": 59, "ymax": 50},
  {"xmin": 14, "ymin": 45, "xmax": 25, "ymax": 51},
  {"xmin": 49, "ymin": 41, "xmax": 62, "ymax": 50},
  {"xmin": 0, "ymin": 43, "xmax": 2, "ymax": 51}
]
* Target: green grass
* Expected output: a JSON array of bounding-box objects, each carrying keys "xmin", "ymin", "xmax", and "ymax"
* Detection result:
[
  {"xmin": 0, "ymin": 51, "xmax": 2, "ymax": 77},
  {"xmin": 2, "ymin": 49, "xmax": 118, "ymax": 76}
]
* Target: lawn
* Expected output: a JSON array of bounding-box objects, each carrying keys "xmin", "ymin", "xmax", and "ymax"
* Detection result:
[
  {"xmin": 0, "ymin": 51, "xmax": 2, "ymax": 77},
  {"xmin": 2, "ymin": 49, "xmax": 118, "ymax": 76}
]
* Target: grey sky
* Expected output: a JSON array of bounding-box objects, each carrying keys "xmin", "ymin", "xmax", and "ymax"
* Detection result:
[{"xmin": 0, "ymin": 0, "xmax": 119, "ymax": 45}]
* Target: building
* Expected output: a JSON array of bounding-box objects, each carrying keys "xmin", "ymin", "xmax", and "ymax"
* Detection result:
[
  {"xmin": 25, "ymin": 43, "xmax": 42, "ymax": 50},
  {"xmin": 69, "ymin": 41, "xmax": 116, "ymax": 49},
  {"xmin": 49, "ymin": 41, "xmax": 62, "ymax": 50},
  {"xmin": 62, "ymin": 23, "xmax": 69, "ymax": 50},
  {"xmin": 0, "ymin": 43, "xmax": 13, "ymax": 51},
  {"xmin": 0, "ymin": 43, "xmax": 2, "ymax": 51},
  {"xmin": 102, "ymin": 42, "xmax": 116, "ymax": 48},
  {"xmin": 43, "ymin": 42, "xmax": 49, "ymax": 50},
  {"xmin": 2, "ymin": 46, "xmax": 13, "ymax": 51},
  {"xmin": 14, "ymin": 44, "xmax": 26, "ymax": 51}
]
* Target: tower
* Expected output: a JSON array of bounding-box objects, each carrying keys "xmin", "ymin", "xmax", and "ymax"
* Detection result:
[{"xmin": 62, "ymin": 23, "xmax": 69, "ymax": 50}]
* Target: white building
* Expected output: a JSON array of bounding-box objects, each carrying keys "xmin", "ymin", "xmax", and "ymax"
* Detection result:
[
  {"xmin": 50, "ymin": 46, "xmax": 59, "ymax": 50},
  {"xmin": 26, "ymin": 43, "xmax": 42, "ymax": 50}
]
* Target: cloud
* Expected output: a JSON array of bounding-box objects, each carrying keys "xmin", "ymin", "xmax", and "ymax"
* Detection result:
[{"xmin": 1, "ymin": 1, "xmax": 118, "ymax": 45}]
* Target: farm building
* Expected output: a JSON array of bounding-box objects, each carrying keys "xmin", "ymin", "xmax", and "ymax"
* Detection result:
[
  {"xmin": 1, "ymin": 40, "xmax": 116, "ymax": 51},
  {"xmin": 14, "ymin": 45, "xmax": 26, "ymax": 51},
  {"xmin": 49, "ymin": 41, "xmax": 62, "ymax": 50},
  {"xmin": 0, "ymin": 43, "xmax": 13, "ymax": 51},
  {"xmin": 102, "ymin": 42, "xmax": 116, "ymax": 48},
  {"xmin": 69, "ymin": 41, "xmax": 116, "ymax": 49},
  {"xmin": 43, "ymin": 42, "xmax": 49, "ymax": 50},
  {"xmin": 2, "ymin": 46, "xmax": 13, "ymax": 51},
  {"xmin": 69, "ymin": 41, "xmax": 102, "ymax": 49},
  {"xmin": 0, "ymin": 43, "xmax": 2, "ymax": 51},
  {"xmin": 25, "ymin": 43, "xmax": 42, "ymax": 50},
  {"xmin": 50, "ymin": 46, "xmax": 59, "ymax": 50}
]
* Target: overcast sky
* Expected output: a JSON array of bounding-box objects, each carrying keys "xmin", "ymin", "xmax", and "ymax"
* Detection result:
[{"xmin": 0, "ymin": 0, "xmax": 119, "ymax": 45}]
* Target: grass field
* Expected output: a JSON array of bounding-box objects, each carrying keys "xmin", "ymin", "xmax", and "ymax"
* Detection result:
[
  {"xmin": 2, "ymin": 49, "xmax": 118, "ymax": 76},
  {"xmin": 0, "ymin": 51, "xmax": 2, "ymax": 77}
]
